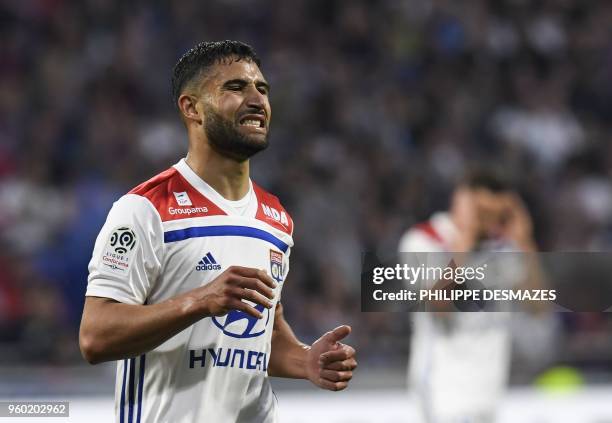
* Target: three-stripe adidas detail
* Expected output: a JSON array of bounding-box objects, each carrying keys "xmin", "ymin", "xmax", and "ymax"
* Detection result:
[{"xmin": 195, "ymin": 252, "xmax": 222, "ymax": 271}]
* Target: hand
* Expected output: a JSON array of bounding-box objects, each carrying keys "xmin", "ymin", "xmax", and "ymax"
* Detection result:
[
  {"xmin": 193, "ymin": 266, "xmax": 277, "ymax": 319},
  {"xmin": 306, "ymin": 325, "xmax": 357, "ymax": 391},
  {"xmin": 500, "ymin": 194, "xmax": 536, "ymax": 251},
  {"xmin": 451, "ymin": 189, "xmax": 480, "ymax": 251}
]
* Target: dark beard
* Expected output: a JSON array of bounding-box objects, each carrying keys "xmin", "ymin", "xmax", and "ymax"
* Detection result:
[{"xmin": 204, "ymin": 106, "xmax": 269, "ymax": 161}]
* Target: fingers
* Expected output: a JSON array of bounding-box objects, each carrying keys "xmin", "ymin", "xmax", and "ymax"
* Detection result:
[
  {"xmin": 226, "ymin": 298, "xmax": 265, "ymax": 319},
  {"xmin": 502, "ymin": 193, "xmax": 526, "ymax": 216},
  {"xmin": 317, "ymin": 378, "xmax": 349, "ymax": 392},
  {"xmin": 322, "ymin": 325, "xmax": 351, "ymax": 343},
  {"xmin": 231, "ymin": 286, "xmax": 274, "ymax": 310},
  {"xmin": 231, "ymin": 276, "xmax": 275, "ymax": 300},
  {"xmin": 229, "ymin": 266, "xmax": 277, "ymax": 289},
  {"xmin": 205, "ymin": 266, "xmax": 280, "ymax": 318},
  {"xmin": 320, "ymin": 345, "xmax": 355, "ymax": 365},
  {"xmin": 319, "ymin": 369, "xmax": 353, "ymax": 382},
  {"xmin": 321, "ymin": 358, "xmax": 358, "ymax": 372},
  {"xmin": 314, "ymin": 339, "xmax": 357, "ymax": 392},
  {"xmin": 508, "ymin": 192, "xmax": 524, "ymax": 207}
]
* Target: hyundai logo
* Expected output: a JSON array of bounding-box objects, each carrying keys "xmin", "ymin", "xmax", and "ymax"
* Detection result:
[{"xmin": 211, "ymin": 304, "xmax": 270, "ymax": 338}]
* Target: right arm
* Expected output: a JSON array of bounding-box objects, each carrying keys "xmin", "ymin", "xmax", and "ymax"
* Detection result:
[
  {"xmin": 79, "ymin": 266, "xmax": 276, "ymax": 364},
  {"xmin": 80, "ymin": 295, "xmax": 200, "ymax": 364},
  {"xmin": 80, "ymin": 191, "xmax": 276, "ymax": 364}
]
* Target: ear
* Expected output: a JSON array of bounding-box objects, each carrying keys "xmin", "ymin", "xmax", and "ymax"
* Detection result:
[{"xmin": 177, "ymin": 94, "xmax": 203, "ymax": 125}]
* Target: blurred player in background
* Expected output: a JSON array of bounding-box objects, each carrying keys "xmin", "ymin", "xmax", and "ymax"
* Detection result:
[
  {"xmin": 399, "ymin": 168, "xmax": 546, "ymax": 423},
  {"xmin": 79, "ymin": 41, "xmax": 357, "ymax": 423}
]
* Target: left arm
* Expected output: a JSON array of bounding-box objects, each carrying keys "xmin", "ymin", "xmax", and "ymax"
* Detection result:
[
  {"xmin": 501, "ymin": 193, "xmax": 549, "ymax": 312},
  {"xmin": 268, "ymin": 302, "xmax": 357, "ymax": 391},
  {"xmin": 267, "ymin": 302, "xmax": 309, "ymax": 379}
]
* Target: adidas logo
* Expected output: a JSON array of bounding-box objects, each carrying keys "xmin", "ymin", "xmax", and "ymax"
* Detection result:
[{"xmin": 196, "ymin": 252, "xmax": 222, "ymax": 271}]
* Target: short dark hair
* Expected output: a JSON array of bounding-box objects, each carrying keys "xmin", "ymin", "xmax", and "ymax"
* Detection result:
[
  {"xmin": 459, "ymin": 167, "xmax": 512, "ymax": 193},
  {"xmin": 171, "ymin": 40, "xmax": 261, "ymax": 107}
]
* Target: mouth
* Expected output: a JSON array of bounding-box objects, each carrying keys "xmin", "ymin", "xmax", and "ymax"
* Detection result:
[{"xmin": 238, "ymin": 114, "xmax": 266, "ymax": 129}]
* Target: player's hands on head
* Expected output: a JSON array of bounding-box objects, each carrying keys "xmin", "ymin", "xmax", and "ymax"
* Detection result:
[
  {"xmin": 500, "ymin": 193, "xmax": 536, "ymax": 251},
  {"xmin": 306, "ymin": 325, "xmax": 357, "ymax": 391},
  {"xmin": 195, "ymin": 266, "xmax": 276, "ymax": 319},
  {"xmin": 451, "ymin": 188, "xmax": 480, "ymax": 251}
]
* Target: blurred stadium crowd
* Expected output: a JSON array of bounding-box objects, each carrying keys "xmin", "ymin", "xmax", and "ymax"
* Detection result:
[{"xmin": 1, "ymin": 0, "xmax": 611, "ymax": 383}]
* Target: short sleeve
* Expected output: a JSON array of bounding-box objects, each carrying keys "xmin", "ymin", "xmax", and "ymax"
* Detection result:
[
  {"xmin": 398, "ymin": 229, "xmax": 448, "ymax": 290},
  {"xmin": 398, "ymin": 229, "xmax": 446, "ymax": 253},
  {"xmin": 86, "ymin": 194, "xmax": 164, "ymax": 304}
]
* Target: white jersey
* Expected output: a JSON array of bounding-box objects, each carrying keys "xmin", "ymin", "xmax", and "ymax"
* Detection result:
[
  {"xmin": 398, "ymin": 212, "xmax": 512, "ymax": 422},
  {"xmin": 86, "ymin": 158, "xmax": 294, "ymax": 423}
]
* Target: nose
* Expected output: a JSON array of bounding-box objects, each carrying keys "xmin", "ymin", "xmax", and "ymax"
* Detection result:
[{"xmin": 244, "ymin": 85, "xmax": 266, "ymax": 111}]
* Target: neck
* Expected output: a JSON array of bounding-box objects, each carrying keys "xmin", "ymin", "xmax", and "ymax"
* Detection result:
[{"xmin": 185, "ymin": 139, "xmax": 250, "ymax": 201}]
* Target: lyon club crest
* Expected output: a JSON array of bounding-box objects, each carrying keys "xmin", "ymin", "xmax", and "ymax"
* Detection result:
[{"xmin": 270, "ymin": 250, "xmax": 284, "ymax": 284}]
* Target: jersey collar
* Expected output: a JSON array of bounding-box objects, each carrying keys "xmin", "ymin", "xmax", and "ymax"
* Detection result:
[{"xmin": 173, "ymin": 158, "xmax": 257, "ymax": 217}]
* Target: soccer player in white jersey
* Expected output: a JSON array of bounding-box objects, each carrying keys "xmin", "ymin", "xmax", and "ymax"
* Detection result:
[
  {"xmin": 399, "ymin": 169, "xmax": 541, "ymax": 423},
  {"xmin": 79, "ymin": 41, "xmax": 357, "ymax": 423}
]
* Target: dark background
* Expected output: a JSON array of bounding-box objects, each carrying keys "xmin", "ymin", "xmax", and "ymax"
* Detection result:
[{"xmin": 1, "ymin": 0, "xmax": 611, "ymax": 387}]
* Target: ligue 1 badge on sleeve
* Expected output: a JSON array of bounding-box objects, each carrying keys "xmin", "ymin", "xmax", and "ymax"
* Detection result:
[
  {"xmin": 270, "ymin": 250, "xmax": 284, "ymax": 283},
  {"xmin": 100, "ymin": 226, "xmax": 137, "ymax": 275}
]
